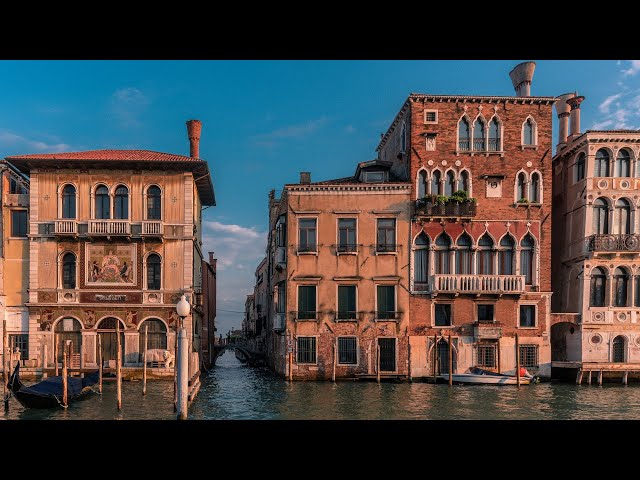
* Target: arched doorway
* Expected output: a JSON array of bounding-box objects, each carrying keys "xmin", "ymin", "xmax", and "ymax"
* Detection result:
[
  {"xmin": 54, "ymin": 318, "xmax": 82, "ymax": 366},
  {"xmin": 138, "ymin": 319, "xmax": 167, "ymax": 362},
  {"xmin": 96, "ymin": 317, "xmax": 125, "ymax": 363},
  {"xmin": 437, "ymin": 339, "xmax": 457, "ymax": 375},
  {"xmin": 612, "ymin": 335, "xmax": 626, "ymax": 363}
]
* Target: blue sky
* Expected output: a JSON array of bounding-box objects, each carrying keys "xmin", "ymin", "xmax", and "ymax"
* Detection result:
[{"xmin": 1, "ymin": 60, "xmax": 639, "ymax": 334}]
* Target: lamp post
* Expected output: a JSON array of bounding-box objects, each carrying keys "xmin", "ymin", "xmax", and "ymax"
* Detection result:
[{"xmin": 176, "ymin": 295, "xmax": 190, "ymax": 420}]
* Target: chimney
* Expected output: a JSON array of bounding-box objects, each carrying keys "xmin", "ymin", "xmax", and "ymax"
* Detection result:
[
  {"xmin": 555, "ymin": 92, "xmax": 576, "ymax": 149},
  {"xmin": 567, "ymin": 95, "xmax": 586, "ymax": 140},
  {"xmin": 186, "ymin": 119, "xmax": 202, "ymax": 158},
  {"xmin": 268, "ymin": 189, "xmax": 275, "ymax": 200},
  {"xmin": 509, "ymin": 61, "xmax": 536, "ymax": 97},
  {"xmin": 209, "ymin": 252, "xmax": 215, "ymax": 264},
  {"xmin": 300, "ymin": 172, "xmax": 311, "ymax": 184}
]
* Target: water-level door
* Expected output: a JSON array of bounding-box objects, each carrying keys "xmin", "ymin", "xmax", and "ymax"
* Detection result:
[{"xmin": 378, "ymin": 338, "xmax": 396, "ymax": 372}]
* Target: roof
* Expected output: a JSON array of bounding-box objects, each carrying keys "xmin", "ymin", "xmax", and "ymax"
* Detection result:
[{"xmin": 5, "ymin": 149, "xmax": 215, "ymax": 206}]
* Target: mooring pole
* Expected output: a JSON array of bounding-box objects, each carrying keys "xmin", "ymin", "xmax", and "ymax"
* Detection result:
[
  {"xmin": 3, "ymin": 317, "xmax": 8, "ymax": 410},
  {"xmin": 116, "ymin": 321, "xmax": 122, "ymax": 410},
  {"xmin": 515, "ymin": 333, "xmax": 521, "ymax": 388},
  {"xmin": 448, "ymin": 333, "xmax": 453, "ymax": 387},
  {"xmin": 433, "ymin": 334, "xmax": 438, "ymax": 383},
  {"xmin": 54, "ymin": 333, "xmax": 59, "ymax": 377},
  {"xmin": 332, "ymin": 340, "xmax": 336, "ymax": 383},
  {"xmin": 143, "ymin": 325, "xmax": 148, "ymax": 396},
  {"xmin": 376, "ymin": 343, "xmax": 381, "ymax": 384},
  {"xmin": 62, "ymin": 340, "xmax": 68, "ymax": 408},
  {"xmin": 97, "ymin": 334, "xmax": 103, "ymax": 394}
]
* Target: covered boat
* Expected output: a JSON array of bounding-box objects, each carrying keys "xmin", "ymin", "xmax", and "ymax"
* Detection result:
[
  {"xmin": 8, "ymin": 363, "xmax": 100, "ymax": 409},
  {"xmin": 438, "ymin": 367, "xmax": 538, "ymax": 385}
]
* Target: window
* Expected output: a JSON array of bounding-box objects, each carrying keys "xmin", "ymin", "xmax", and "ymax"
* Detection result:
[
  {"xmin": 575, "ymin": 153, "xmax": 586, "ymax": 182},
  {"xmin": 62, "ymin": 252, "xmax": 76, "ymax": 289},
  {"xmin": 431, "ymin": 170, "xmax": 441, "ymax": 195},
  {"xmin": 297, "ymin": 285, "xmax": 316, "ymax": 320},
  {"xmin": 435, "ymin": 234, "xmax": 451, "ymax": 274},
  {"xmin": 62, "ymin": 184, "xmax": 76, "ymax": 219},
  {"xmin": 139, "ymin": 319, "xmax": 167, "ymax": 359},
  {"xmin": 520, "ymin": 234, "xmax": 535, "ymax": 285},
  {"xmin": 473, "ymin": 118, "xmax": 485, "ymax": 151},
  {"xmin": 498, "ymin": 235, "xmax": 515, "ymax": 275},
  {"xmin": 520, "ymin": 305, "xmax": 536, "ymax": 327},
  {"xmin": 445, "ymin": 170, "xmax": 456, "ymax": 196},
  {"xmin": 146, "ymin": 185, "xmax": 162, "ymax": 220},
  {"xmin": 523, "ymin": 118, "xmax": 535, "ymax": 145},
  {"xmin": 477, "ymin": 234, "xmax": 494, "ymax": 275},
  {"xmin": 529, "ymin": 172, "xmax": 540, "ymax": 203},
  {"xmin": 11, "ymin": 210, "xmax": 27, "ymax": 237},
  {"xmin": 364, "ymin": 171, "xmax": 385, "ymax": 183},
  {"xmin": 338, "ymin": 337, "xmax": 357, "ymax": 365},
  {"xmin": 477, "ymin": 304, "xmax": 494, "ymax": 323},
  {"xmin": 298, "ymin": 218, "xmax": 317, "ymax": 252},
  {"xmin": 435, "ymin": 304, "xmax": 451, "ymax": 326},
  {"xmin": 476, "ymin": 343, "xmax": 496, "ymax": 368},
  {"xmin": 147, "ymin": 253, "xmax": 161, "ymax": 290},
  {"xmin": 337, "ymin": 285, "xmax": 357, "ymax": 320},
  {"xmin": 458, "ymin": 170, "xmax": 469, "ymax": 194},
  {"xmin": 114, "ymin": 185, "xmax": 129, "ymax": 220},
  {"xmin": 458, "ymin": 118, "xmax": 470, "ymax": 151},
  {"xmin": 635, "ymin": 275, "xmax": 640, "ymax": 308},
  {"xmin": 488, "ymin": 117, "xmax": 500, "ymax": 151},
  {"xmin": 9, "ymin": 177, "xmax": 26, "ymax": 194},
  {"xmin": 413, "ymin": 233, "xmax": 429, "ymax": 291},
  {"xmin": 276, "ymin": 281, "xmax": 286, "ymax": 314},
  {"xmin": 338, "ymin": 218, "xmax": 357, "ymax": 253},
  {"xmin": 297, "ymin": 337, "xmax": 317, "ymax": 364},
  {"xmin": 592, "ymin": 198, "xmax": 609, "ymax": 235},
  {"xmin": 517, "ymin": 172, "xmax": 527, "ymax": 201},
  {"xmin": 455, "ymin": 233, "xmax": 472, "ymax": 274},
  {"xmin": 614, "ymin": 267, "xmax": 629, "ymax": 307},
  {"xmin": 612, "ymin": 336, "xmax": 625, "ymax": 363},
  {"xmin": 376, "ymin": 218, "xmax": 396, "ymax": 252},
  {"xmin": 595, "ymin": 149, "xmax": 610, "ymax": 177},
  {"xmin": 418, "ymin": 170, "xmax": 428, "ymax": 198},
  {"xmin": 424, "ymin": 110, "xmax": 438, "ymax": 123},
  {"xmin": 401, "ymin": 123, "xmax": 406, "ymax": 153},
  {"xmin": 589, "ymin": 267, "xmax": 607, "ymax": 307},
  {"xmin": 519, "ymin": 345, "xmax": 538, "ymax": 368},
  {"xmin": 9, "ymin": 334, "xmax": 28, "ymax": 361},
  {"xmin": 95, "ymin": 185, "xmax": 110, "ymax": 219},
  {"xmin": 616, "ymin": 150, "xmax": 631, "ymax": 177},
  {"xmin": 614, "ymin": 199, "xmax": 631, "ymax": 234},
  {"xmin": 376, "ymin": 285, "xmax": 396, "ymax": 320}
]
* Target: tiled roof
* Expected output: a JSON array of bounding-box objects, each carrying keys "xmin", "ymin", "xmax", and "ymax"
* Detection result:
[{"xmin": 5, "ymin": 149, "xmax": 199, "ymax": 162}]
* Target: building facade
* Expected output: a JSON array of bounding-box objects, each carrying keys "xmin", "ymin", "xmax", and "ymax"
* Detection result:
[
  {"xmin": 551, "ymin": 93, "xmax": 640, "ymax": 378},
  {"xmin": 376, "ymin": 62, "xmax": 554, "ymax": 379},
  {"xmin": 4, "ymin": 120, "xmax": 216, "ymax": 375},
  {"xmin": 243, "ymin": 257, "xmax": 268, "ymax": 355}
]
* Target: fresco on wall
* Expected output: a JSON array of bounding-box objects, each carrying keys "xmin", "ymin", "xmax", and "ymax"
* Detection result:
[{"xmin": 86, "ymin": 244, "xmax": 136, "ymax": 285}]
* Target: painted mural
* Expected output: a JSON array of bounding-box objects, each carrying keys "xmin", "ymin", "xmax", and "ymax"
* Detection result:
[{"xmin": 86, "ymin": 244, "xmax": 136, "ymax": 285}]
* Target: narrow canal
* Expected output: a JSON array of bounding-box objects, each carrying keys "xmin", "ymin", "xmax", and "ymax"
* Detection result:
[{"xmin": 4, "ymin": 351, "xmax": 640, "ymax": 420}]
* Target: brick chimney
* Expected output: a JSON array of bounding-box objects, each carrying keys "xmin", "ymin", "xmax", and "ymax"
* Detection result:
[
  {"xmin": 186, "ymin": 119, "xmax": 202, "ymax": 158},
  {"xmin": 300, "ymin": 172, "xmax": 311, "ymax": 184},
  {"xmin": 509, "ymin": 61, "xmax": 536, "ymax": 97},
  {"xmin": 209, "ymin": 252, "xmax": 215, "ymax": 264}
]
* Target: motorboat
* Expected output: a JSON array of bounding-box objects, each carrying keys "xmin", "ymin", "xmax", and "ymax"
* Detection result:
[{"xmin": 438, "ymin": 367, "xmax": 538, "ymax": 385}]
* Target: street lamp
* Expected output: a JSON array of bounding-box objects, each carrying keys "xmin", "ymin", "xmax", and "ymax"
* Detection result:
[
  {"xmin": 175, "ymin": 294, "xmax": 190, "ymax": 420},
  {"xmin": 176, "ymin": 295, "xmax": 190, "ymax": 329}
]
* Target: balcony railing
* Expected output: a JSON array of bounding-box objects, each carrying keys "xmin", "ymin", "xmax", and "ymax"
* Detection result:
[
  {"xmin": 88, "ymin": 220, "xmax": 131, "ymax": 235},
  {"xmin": 458, "ymin": 139, "xmax": 470, "ymax": 151},
  {"xmin": 54, "ymin": 220, "xmax": 77, "ymax": 235},
  {"xmin": 4, "ymin": 193, "xmax": 29, "ymax": 207},
  {"xmin": 588, "ymin": 234, "xmax": 640, "ymax": 252},
  {"xmin": 141, "ymin": 221, "xmax": 163, "ymax": 236},
  {"xmin": 431, "ymin": 274, "xmax": 525, "ymax": 294},
  {"xmin": 273, "ymin": 313, "xmax": 286, "ymax": 332},
  {"xmin": 473, "ymin": 139, "xmax": 485, "ymax": 151},
  {"xmin": 337, "ymin": 244, "xmax": 358, "ymax": 253},
  {"xmin": 415, "ymin": 200, "xmax": 476, "ymax": 218},
  {"xmin": 487, "ymin": 138, "xmax": 501, "ymax": 152}
]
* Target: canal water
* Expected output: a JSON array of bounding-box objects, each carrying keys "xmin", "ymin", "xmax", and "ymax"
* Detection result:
[{"xmin": 4, "ymin": 350, "xmax": 640, "ymax": 420}]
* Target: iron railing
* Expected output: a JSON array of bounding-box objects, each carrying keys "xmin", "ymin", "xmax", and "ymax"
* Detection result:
[
  {"xmin": 588, "ymin": 234, "xmax": 640, "ymax": 252},
  {"xmin": 337, "ymin": 244, "xmax": 358, "ymax": 253},
  {"xmin": 458, "ymin": 139, "xmax": 470, "ymax": 151},
  {"xmin": 415, "ymin": 200, "xmax": 476, "ymax": 218},
  {"xmin": 473, "ymin": 139, "xmax": 485, "ymax": 151},
  {"xmin": 488, "ymin": 138, "xmax": 501, "ymax": 151},
  {"xmin": 376, "ymin": 243, "xmax": 396, "ymax": 253}
]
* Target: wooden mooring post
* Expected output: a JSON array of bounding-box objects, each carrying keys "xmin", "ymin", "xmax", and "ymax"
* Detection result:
[
  {"xmin": 42, "ymin": 342, "xmax": 48, "ymax": 379},
  {"xmin": 433, "ymin": 334, "xmax": 437, "ymax": 383},
  {"xmin": 331, "ymin": 340, "xmax": 336, "ymax": 383},
  {"xmin": 142, "ymin": 325, "xmax": 148, "ymax": 396},
  {"xmin": 3, "ymin": 317, "xmax": 8, "ymax": 410},
  {"xmin": 598, "ymin": 370, "xmax": 603, "ymax": 386},
  {"xmin": 623, "ymin": 371, "xmax": 628, "ymax": 385},
  {"xmin": 97, "ymin": 334, "xmax": 103, "ymax": 394},
  {"xmin": 62, "ymin": 341, "xmax": 68, "ymax": 408},
  {"xmin": 288, "ymin": 352, "xmax": 293, "ymax": 382},
  {"xmin": 576, "ymin": 369, "xmax": 583, "ymax": 385},
  {"xmin": 407, "ymin": 340, "xmax": 412, "ymax": 383},
  {"xmin": 515, "ymin": 333, "xmax": 521, "ymax": 388},
  {"xmin": 497, "ymin": 338, "xmax": 501, "ymax": 374},
  {"xmin": 376, "ymin": 343, "xmax": 381, "ymax": 384},
  {"xmin": 587, "ymin": 370, "xmax": 592, "ymax": 385},
  {"xmin": 448, "ymin": 333, "xmax": 452, "ymax": 387},
  {"xmin": 54, "ymin": 334, "xmax": 59, "ymax": 377},
  {"xmin": 116, "ymin": 321, "xmax": 122, "ymax": 411}
]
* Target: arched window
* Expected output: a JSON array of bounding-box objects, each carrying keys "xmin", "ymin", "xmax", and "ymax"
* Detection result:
[
  {"xmin": 54, "ymin": 318, "xmax": 81, "ymax": 364},
  {"xmin": 61, "ymin": 184, "xmax": 76, "ymax": 219},
  {"xmin": 146, "ymin": 253, "xmax": 161, "ymax": 290},
  {"xmin": 595, "ymin": 149, "xmax": 610, "ymax": 177},
  {"xmin": 523, "ymin": 118, "xmax": 535, "ymax": 145},
  {"xmin": 62, "ymin": 252, "xmax": 76, "ymax": 289},
  {"xmin": 614, "ymin": 199, "xmax": 631, "ymax": 234},
  {"xmin": 413, "ymin": 233, "xmax": 429, "ymax": 290},
  {"xmin": 488, "ymin": 118, "xmax": 500, "ymax": 151},
  {"xmin": 435, "ymin": 234, "xmax": 451, "ymax": 275},
  {"xmin": 592, "ymin": 198, "xmax": 609, "ymax": 234},
  {"xmin": 139, "ymin": 319, "xmax": 167, "ymax": 360},
  {"xmin": 431, "ymin": 170, "xmax": 441, "ymax": 195},
  {"xmin": 589, "ymin": 267, "xmax": 606, "ymax": 307},
  {"xmin": 477, "ymin": 234, "xmax": 494, "ymax": 275},
  {"xmin": 417, "ymin": 171, "xmax": 427, "ymax": 199},
  {"xmin": 114, "ymin": 185, "xmax": 129, "ymax": 220},
  {"xmin": 616, "ymin": 149, "xmax": 631, "ymax": 177},
  {"xmin": 458, "ymin": 118, "xmax": 470, "ymax": 151},
  {"xmin": 517, "ymin": 172, "xmax": 527, "ymax": 201},
  {"xmin": 96, "ymin": 317, "xmax": 126, "ymax": 362},
  {"xmin": 575, "ymin": 153, "xmax": 586, "ymax": 182},
  {"xmin": 473, "ymin": 118, "xmax": 485, "ymax": 151},
  {"xmin": 458, "ymin": 170, "xmax": 469, "ymax": 194},
  {"xmin": 95, "ymin": 185, "xmax": 110, "ymax": 219},
  {"xmin": 529, "ymin": 172, "xmax": 540, "ymax": 203},
  {"xmin": 612, "ymin": 335, "xmax": 626, "ymax": 362},
  {"xmin": 520, "ymin": 234, "xmax": 535, "ymax": 285},
  {"xmin": 445, "ymin": 171, "xmax": 456, "ymax": 196},
  {"xmin": 455, "ymin": 233, "xmax": 472, "ymax": 275},
  {"xmin": 614, "ymin": 267, "xmax": 629, "ymax": 307},
  {"xmin": 498, "ymin": 235, "xmax": 515, "ymax": 275},
  {"xmin": 146, "ymin": 185, "xmax": 162, "ymax": 220}
]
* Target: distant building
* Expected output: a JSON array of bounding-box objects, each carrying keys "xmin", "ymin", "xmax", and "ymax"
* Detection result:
[{"xmin": 244, "ymin": 257, "xmax": 267, "ymax": 354}]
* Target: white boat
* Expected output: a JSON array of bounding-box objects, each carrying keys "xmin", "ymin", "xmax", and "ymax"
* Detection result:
[{"xmin": 438, "ymin": 367, "xmax": 537, "ymax": 385}]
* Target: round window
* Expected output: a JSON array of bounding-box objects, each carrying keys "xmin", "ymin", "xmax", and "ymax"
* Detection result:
[{"xmin": 590, "ymin": 334, "xmax": 602, "ymax": 345}]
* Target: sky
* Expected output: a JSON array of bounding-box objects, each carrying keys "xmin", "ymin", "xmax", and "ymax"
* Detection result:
[{"xmin": 1, "ymin": 60, "xmax": 639, "ymax": 335}]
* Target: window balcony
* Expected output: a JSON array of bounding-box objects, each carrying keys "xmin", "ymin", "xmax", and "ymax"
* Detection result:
[
  {"xmin": 415, "ymin": 199, "xmax": 476, "ymax": 219},
  {"xmin": 375, "ymin": 311, "xmax": 402, "ymax": 321},
  {"xmin": 141, "ymin": 221, "xmax": 163, "ymax": 237},
  {"xmin": 458, "ymin": 140, "xmax": 470, "ymax": 151},
  {"xmin": 273, "ymin": 313, "xmax": 286, "ymax": 332},
  {"xmin": 88, "ymin": 220, "xmax": 131, "ymax": 236},
  {"xmin": 588, "ymin": 234, "xmax": 640, "ymax": 252},
  {"xmin": 431, "ymin": 274, "xmax": 525, "ymax": 295},
  {"xmin": 3, "ymin": 193, "xmax": 29, "ymax": 207},
  {"xmin": 54, "ymin": 219, "xmax": 78, "ymax": 235}
]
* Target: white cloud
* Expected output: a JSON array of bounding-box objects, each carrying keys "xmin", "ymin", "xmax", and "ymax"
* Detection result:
[
  {"xmin": 599, "ymin": 93, "xmax": 622, "ymax": 114},
  {"xmin": 251, "ymin": 117, "xmax": 328, "ymax": 147},
  {"xmin": 592, "ymin": 119, "xmax": 614, "ymax": 130},
  {"xmin": 110, "ymin": 87, "xmax": 149, "ymax": 127},
  {"xmin": 203, "ymin": 221, "xmax": 261, "ymax": 238},
  {"xmin": 0, "ymin": 131, "xmax": 70, "ymax": 153},
  {"xmin": 622, "ymin": 60, "xmax": 640, "ymax": 76}
]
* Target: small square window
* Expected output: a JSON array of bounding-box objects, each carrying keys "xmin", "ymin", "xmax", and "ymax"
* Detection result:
[
  {"xmin": 338, "ymin": 337, "xmax": 357, "ymax": 365},
  {"xmin": 520, "ymin": 305, "xmax": 536, "ymax": 327},
  {"xmin": 424, "ymin": 110, "xmax": 438, "ymax": 124},
  {"xmin": 435, "ymin": 304, "xmax": 451, "ymax": 326},
  {"xmin": 477, "ymin": 304, "xmax": 494, "ymax": 323},
  {"xmin": 297, "ymin": 337, "xmax": 317, "ymax": 364},
  {"xmin": 364, "ymin": 171, "xmax": 385, "ymax": 183}
]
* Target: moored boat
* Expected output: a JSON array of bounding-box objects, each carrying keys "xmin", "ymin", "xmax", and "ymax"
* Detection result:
[{"xmin": 438, "ymin": 367, "xmax": 538, "ymax": 385}]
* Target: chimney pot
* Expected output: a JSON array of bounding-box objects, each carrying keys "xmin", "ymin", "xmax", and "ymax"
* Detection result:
[
  {"xmin": 555, "ymin": 92, "xmax": 576, "ymax": 149},
  {"xmin": 509, "ymin": 61, "xmax": 536, "ymax": 97},
  {"xmin": 300, "ymin": 172, "xmax": 311, "ymax": 184},
  {"xmin": 567, "ymin": 95, "xmax": 585, "ymax": 140},
  {"xmin": 186, "ymin": 119, "xmax": 202, "ymax": 158}
]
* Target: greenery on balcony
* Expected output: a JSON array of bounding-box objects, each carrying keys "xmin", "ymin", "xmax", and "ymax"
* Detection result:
[{"xmin": 416, "ymin": 190, "xmax": 477, "ymax": 217}]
